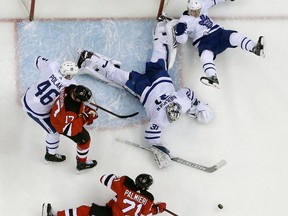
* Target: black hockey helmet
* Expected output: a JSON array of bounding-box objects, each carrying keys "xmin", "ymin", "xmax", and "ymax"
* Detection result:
[
  {"xmin": 135, "ymin": 173, "xmax": 153, "ymax": 190},
  {"xmin": 72, "ymin": 85, "xmax": 92, "ymax": 102}
]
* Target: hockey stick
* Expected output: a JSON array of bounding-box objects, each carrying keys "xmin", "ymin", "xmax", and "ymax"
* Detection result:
[
  {"xmin": 86, "ymin": 102, "xmax": 139, "ymax": 119},
  {"xmin": 117, "ymin": 138, "xmax": 227, "ymax": 173},
  {"xmin": 164, "ymin": 208, "xmax": 178, "ymax": 216}
]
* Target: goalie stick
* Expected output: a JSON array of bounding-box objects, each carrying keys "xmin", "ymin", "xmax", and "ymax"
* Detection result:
[
  {"xmin": 85, "ymin": 102, "xmax": 139, "ymax": 119},
  {"xmin": 117, "ymin": 138, "xmax": 227, "ymax": 173}
]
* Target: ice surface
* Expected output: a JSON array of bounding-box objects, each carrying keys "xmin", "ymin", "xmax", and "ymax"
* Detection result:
[{"xmin": 1, "ymin": 0, "xmax": 288, "ymax": 216}]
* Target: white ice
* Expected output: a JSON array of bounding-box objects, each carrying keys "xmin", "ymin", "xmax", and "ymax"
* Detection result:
[{"xmin": 1, "ymin": 0, "xmax": 288, "ymax": 216}]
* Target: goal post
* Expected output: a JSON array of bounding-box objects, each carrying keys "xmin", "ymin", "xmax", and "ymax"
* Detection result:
[
  {"xmin": 157, "ymin": 0, "xmax": 166, "ymax": 18},
  {"xmin": 21, "ymin": 0, "xmax": 36, "ymax": 21},
  {"xmin": 157, "ymin": 0, "xmax": 171, "ymax": 18}
]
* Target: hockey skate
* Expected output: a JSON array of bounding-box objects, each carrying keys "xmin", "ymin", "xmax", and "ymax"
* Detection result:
[
  {"xmin": 42, "ymin": 203, "xmax": 56, "ymax": 216},
  {"xmin": 45, "ymin": 148, "xmax": 66, "ymax": 163},
  {"xmin": 76, "ymin": 158, "xmax": 97, "ymax": 172},
  {"xmin": 151, "ymin": 145, "xmax": 172, "ymax": 168},
  {"xmin": 251, "ymin": 36, "xmax": 265, "ymax": 58},
  {"xmin": 200, "ymin": 75, "xmax": 220, "ymax": 89},
  {"xmin": 77, "ymin": 49, "xmax": 121, "ymax": 69}
]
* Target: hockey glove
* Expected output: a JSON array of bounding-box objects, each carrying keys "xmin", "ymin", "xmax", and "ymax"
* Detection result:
[
  {"xmin": 175, "ymin": 22, "xmax": 187, "ymax": 36},
  {"xmin": 187, "ymin": 101, "xmax": 214, "ymax": 124},
  {"xmin": 81, "ymin": 107, "xmax": 98, "ymax": 125},
  {"xmin": 151, "ymin": 202, "xmax": 166, "ymax": 215}
]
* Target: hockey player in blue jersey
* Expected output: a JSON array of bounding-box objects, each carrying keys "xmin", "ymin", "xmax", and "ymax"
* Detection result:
[
  {"xmin": 22, "ymin": 58, "xmax": 78, "ymax": 163},
  {"xmin": 175, "ymin": 0, "xmax": 265, "ymax": 88},
  {"xmin": 76, "ymin": 19, "xmax": 214, "ymax": 168}
]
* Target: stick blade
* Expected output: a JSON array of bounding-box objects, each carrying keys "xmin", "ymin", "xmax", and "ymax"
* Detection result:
[
  {"xmin": 205, "ymin": 159, "xmax": 227, "ymax": 173},
  {"xmin": 215, "ymin": 159, "xmax": 227, "ymax": 169}
]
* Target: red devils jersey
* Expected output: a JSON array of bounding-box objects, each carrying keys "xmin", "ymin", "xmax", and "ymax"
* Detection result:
[
  {"xmin": 50, "ymin": 85, "xmax": 86, "ymax": 136},
  {"xmin": 100, "ymin": 174, "xmax": 155, "ymax": 216}
]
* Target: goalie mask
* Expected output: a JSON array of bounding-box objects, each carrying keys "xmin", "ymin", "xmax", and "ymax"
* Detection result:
[
  {"xmin": 166, "ymin": 102, "xmax": 182, "ymax": 123},
  {"xmin": 59, "ymin": 61, "xmax": 79, "ymax": 80},
  {"xmin": 135, "ymin": 174, "xmax": 153, "ymax": 190},
  {"xmin": 72, "ymin": 85, "xmax": 92, "ymax": 102}
]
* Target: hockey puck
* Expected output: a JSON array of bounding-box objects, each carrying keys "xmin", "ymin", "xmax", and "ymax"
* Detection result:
[{"xmin": 218, "ymin": 204, "xmax": 223, "ymax": 209}]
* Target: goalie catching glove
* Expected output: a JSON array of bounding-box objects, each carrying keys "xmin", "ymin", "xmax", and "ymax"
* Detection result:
[
  {"xmin": 187, "ymin": 100, "xmax": 214, "ymax": 123},
  {"xmin": 80, "ymin": 105, "xmax": 98, "ymax": 125},
  {"xmin": 151, "ymin": 202, "xmax": 166, "ymax": 215}
]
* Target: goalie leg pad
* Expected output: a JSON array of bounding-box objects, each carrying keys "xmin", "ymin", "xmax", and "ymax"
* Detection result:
[
  {"xmin": 79, "ymin": 66, "xmax": 123, "ymax": 89},
  {"xmin": 166, "ymin": 19, "xmax": 178, "ymax": 69},
  {"xmin": 150, "ymin": 146, "xmax": 172, "ymax": 168}
]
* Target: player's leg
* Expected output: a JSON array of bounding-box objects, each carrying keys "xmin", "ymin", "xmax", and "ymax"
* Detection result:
[
  {"xmin": 199, "ymin": 50, "xmax": 219, "ymax": 86},
  {"xmin": 151, "ymin": 20, "xmax": 169, "ymax": 67},
  {"xmin": 57, "ymin": 205, "xmax": 91, "ymax": 216},
  {"xmin": 67, "ymin": 128, "xmax": 97, "ymax": 171},
  {"xmin": 229, "ymin": 32, "xmax": 265, "ymax": 57},
  {"xmin": 45, "ymin": 133, "xmax": 66, "ymax": 162},
  {"xmin": 89, "ymin": 203, "xmax": 113, "ymax": 216},
  {"xmin": 42, "ymin": 203, "xmax": 91, "ymax": 216},
  {"xmin": 78, "ymin": 51, "xmax": 129, "ymax": 87},
  {"xmin": 26, "ymin": 113, "xmax": 66, "ymax": 162}
]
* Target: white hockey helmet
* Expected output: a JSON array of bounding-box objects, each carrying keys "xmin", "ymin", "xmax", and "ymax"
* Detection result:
[
  {"xmin": 187, "ymin": 0, "xmax": 202, "ymax": 11},
  {"xmin": 59, "ymin": 61, "xmax": 79, "ymax": 80},
  {"xmin": 166, "ymin": 102, "xmax": 182, "ymax": 123}
]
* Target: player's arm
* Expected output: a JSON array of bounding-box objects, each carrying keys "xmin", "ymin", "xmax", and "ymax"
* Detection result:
[
  {"xmin": 78, "ymin": 104, "xmax": 98, "ymax": 126},
  {"xmin": 178, "ymin": 88, "xmax": 214, "ymax": 124},
  {"xmin": 35, "ymin": 56, "xmax": 50, "ymax": 70},
  {"xmin": 100, "ymin": 174, "xmax": 118, "ymax": 189},
  {"xmin": 175, "ymin": 15, "xmax": 189, "ymax": 44},
  {"xmin": 151, "ymin": 202, "xmax": 167, "ymax": 215}
]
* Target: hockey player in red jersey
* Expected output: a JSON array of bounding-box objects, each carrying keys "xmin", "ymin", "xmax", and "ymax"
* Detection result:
[
  {"xmin": 42, "ymin": 173, "xmax": 167, "ymax": 216},
  {"xmin": 50, "ymin": 84, "xmax": 98, "ymax": 171}
]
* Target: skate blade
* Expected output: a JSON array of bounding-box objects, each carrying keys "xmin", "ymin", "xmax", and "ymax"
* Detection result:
[
  {"xmin": 44, "ymin": 159, "xmax": 65, "ymax": 164},
  {"xmin": 41, "ymin": 203, "xmax": 45, "ymax": 216},
  {"xmin": 76, "ymin": 167, "xmax": 97, "ymax": 175},
  {"xmin": 200, "ymin": 77, "xmax": 220, "ymax": 89},
  {"xmin": 215, "ymin": 159, "xmax": 227, "ymax": 169},
  {"xmin": 259, "ymin": 36, "xmax": 266, "ymax": 58}
]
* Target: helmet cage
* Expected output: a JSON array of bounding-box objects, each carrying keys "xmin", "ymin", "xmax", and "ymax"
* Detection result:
[{"xmin": 166, "ymin": 102, "xmax": 182, "ymax": 123}]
